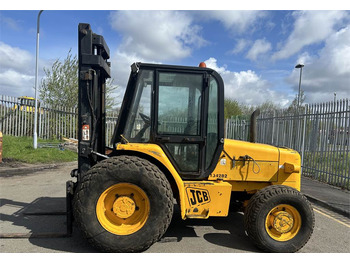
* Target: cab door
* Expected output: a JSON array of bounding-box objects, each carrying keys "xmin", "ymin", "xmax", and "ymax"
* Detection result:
[{"xmin": 154, "ymin": 70, "xmax": 223, "ymax": 180}]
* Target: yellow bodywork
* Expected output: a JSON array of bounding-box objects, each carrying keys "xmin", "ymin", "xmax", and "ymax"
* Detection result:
[
  {"xmin": 116, "ymin": 138, "xmax": 301, "ymax": 220},
  {"xmin": 117, "ymin": 143, "xmax": 192, "ymax": 219},
  {"xmin": 13, "ymin": 96, "xmax": 42, "ymax": 113},
  {"xmin": 210, "ymin": 139, "xmax": 301, "ymax": 191}
]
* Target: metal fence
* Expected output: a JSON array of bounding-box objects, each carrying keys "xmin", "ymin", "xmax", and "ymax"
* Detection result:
[
  {"xmin": 0, "ymin": 96, "xmax": 202, "ymax": 147},
  {"xmin": 226, "ymin": 99, "xmax": 350, "ymax": 190},
  {"xmin": 1, "ymin": 95, "xmax": 349, "ymax": 189},
  {"xmin": 0, "ymin": 95, "xmax": 118, "ymax": 147}
]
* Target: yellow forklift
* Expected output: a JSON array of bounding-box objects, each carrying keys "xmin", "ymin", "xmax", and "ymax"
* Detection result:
[
  {"xmin": 68, "ymin": 23, "xmax": 314, "ymax": 253},
  {"xmin": 14, "ymin": 96, "xmax": 41, "ymax": 112}
]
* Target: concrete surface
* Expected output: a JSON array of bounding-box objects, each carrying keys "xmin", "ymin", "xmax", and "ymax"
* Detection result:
[
  {"xmin": 301, "ymin": 176, "xmax": 350, "ymax": 218},
  {"xmin": 0, "ymin": 161, "xmax": 349, "ymax": 253}
]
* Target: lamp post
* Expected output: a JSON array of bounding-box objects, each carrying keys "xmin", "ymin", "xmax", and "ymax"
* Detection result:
[
  {"xmin": 295, "ymin": 63, "xmax": 304, "ymax": 109},
  {"xmin": 33, "ymin": 10, "xmax": 44, "ymax": 149}
]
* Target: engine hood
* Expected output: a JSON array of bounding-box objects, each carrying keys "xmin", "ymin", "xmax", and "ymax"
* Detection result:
[{"xmin": 223, "ymin": 139, "xmax": 279, "ymax": 161}]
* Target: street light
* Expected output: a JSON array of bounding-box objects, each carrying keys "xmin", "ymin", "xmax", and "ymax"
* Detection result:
[
  {"xmin": 295, "ymin": 63, "xmax": 304, "ymax": 109},
  {"xmin": 33, "ymin": 10, "xmax": 44, "ymax": 149}
]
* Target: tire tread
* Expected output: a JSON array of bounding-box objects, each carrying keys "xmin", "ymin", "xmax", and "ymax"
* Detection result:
[
  {"xmin": 244, "ymin": 185, "xmax": 315, "ymax": 252},
  {"xmin": 73, "ymin": 155, "xmax": 174, "ymax": 252}
]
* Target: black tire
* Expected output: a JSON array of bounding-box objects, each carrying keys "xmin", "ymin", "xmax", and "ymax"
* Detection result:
[
  {"xmin": 244, "ymin": 185, "xmax": 315, "ymax": 253},
  {"xmin": 73, "ymin": 155, "xmax": 174, "ymax": 252}
]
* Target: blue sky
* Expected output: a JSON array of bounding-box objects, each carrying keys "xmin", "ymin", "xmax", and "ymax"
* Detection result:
[{"xmin": 1, "ymin": 4, "xmax": 349, "ymax": 107}]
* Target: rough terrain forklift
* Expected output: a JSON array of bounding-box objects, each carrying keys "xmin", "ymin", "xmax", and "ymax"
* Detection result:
[{"xmin": 68, "ymin": 23, "xmax": 315, "ymax": 253}]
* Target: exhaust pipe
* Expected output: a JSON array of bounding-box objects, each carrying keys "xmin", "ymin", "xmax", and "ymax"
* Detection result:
[{"xmin": 249, "ymin": 109, "xmax": 260, "ymax": 143}]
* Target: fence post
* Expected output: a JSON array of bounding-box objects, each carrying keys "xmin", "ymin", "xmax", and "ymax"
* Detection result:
[
  {"xmin": 271, "ymin": 110, "xmax": 276, "ymax": 145},
  {"xmin": 0, "ymin": 131, "xmax": 2, "ymax": 163},
  {"xmin": 300, "ymin": 106, "xmax": 307, "ymax": 176}
]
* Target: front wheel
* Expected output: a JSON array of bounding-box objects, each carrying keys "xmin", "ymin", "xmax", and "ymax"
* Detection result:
[
  {"xmin": 73, "ymin": 155, "xmax": 174, "ymax": 252},
  {"xmin": 244, "ymin": 185, "xmax": 315, "ymax": 252}
]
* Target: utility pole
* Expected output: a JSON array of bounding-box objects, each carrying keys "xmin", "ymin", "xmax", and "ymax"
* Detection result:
[{"xmin": 33, "ymin": 10, "xmax": 44, "ymax": 149}]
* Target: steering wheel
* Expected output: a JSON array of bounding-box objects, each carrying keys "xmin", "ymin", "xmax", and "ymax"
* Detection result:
[
  {"xmin": 133, "ymin": 113, "xmax": 151, "ymax": 141},
  {"xmin": 139, "ymin": 112, "xmax": 151, "ymax": 126}
]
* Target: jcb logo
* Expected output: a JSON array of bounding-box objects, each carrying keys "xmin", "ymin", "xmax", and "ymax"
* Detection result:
[{"xmin": 186, "ymin": 188, "xmax": 211, "ymax": 206}]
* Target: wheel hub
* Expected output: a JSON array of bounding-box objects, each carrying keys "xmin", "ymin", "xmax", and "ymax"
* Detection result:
[
  {"xmin": 96, "ymin": 183, "xmax": 150, "ymax": 235},
  {"xmin": 265, "ymin": 204, "xmax": 302, "ymax": 241},
  {"xmin": 273, "ymin": 211, "xmax": 294, "ymax": 233},
  {"xmin": 113, "ymin": 196, "xmax": 136, "ymax": 219}
]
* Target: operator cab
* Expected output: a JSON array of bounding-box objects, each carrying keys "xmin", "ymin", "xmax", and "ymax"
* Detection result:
[{"xmin": 112, "ymin": 63, "xmax": 225, "ymax": 179}]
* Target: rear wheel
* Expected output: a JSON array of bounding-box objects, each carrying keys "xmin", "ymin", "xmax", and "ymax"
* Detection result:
[
  {"xmin": 244, "ymin": 185, "xmax": 314, "ymax": 252},
  {"xmin": 73, "ymin": 155, "xmax": 174, "ymax": 252}
]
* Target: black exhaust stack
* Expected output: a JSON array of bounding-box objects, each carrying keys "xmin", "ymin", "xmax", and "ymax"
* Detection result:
[{"xmin": 249, "ymin": 109, "xmax": 260, "ymax": 143}]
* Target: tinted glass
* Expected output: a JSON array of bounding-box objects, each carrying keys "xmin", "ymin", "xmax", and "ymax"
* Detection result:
[
  {"xmin": 124, "ymin": 70, "xmax": 153, "ymax": 142},
  {"xmin": 157, "ymin": 72, "xmax": 202, "ymax": 136},
  {"xmin": 165, "ymin": 143, "xmax": 199, "ymax": 172},
  {"xmin": 205, "ymin": 77, "xmax": 219, "ymax": 169}
]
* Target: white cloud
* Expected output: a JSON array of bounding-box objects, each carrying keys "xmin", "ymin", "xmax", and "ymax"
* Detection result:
[
  {"xmin": 112, "ymin": 55, "xmax": 292, "ymax": 108},
  {"xmin": 287, "ymin": 26, "xmax": 350, "ymax": 103},
  {"xmin": 205, "ymin": 57, "xmax": 290, "ymax": 107},
  {"xmin": 109, "ymin": 11, "xmax": 207, "ymax": 61},
  {"xmin": 272, "ymin": 11, "xmax": 349, "ymax": 60},
  {"xmin": 0, "ymin": 42, "xmax": 33, "ymax": 73},
  {"xmin": 0, "ymin": 15, "xmax": 21, "ymax": 31},
  {"xmin": 0, "ymin": 42, "xmax": 36, "ymax": 97},
  {"xmin": 109, "ymin": 50, "xmax": 158, "ymax": 104},
  {"xmin": 106, "ymin": 10, "xmax": 273, "ymax": 103},
  {"xmin": 246, "ymin": 38, "xmax": 272, "ymax": 61},
  {"xmin": 204, "ymin": 57, "xmax": 229, "ymax": 75},
  {"xmin": 108, "ymin": 10, "xmax": 210, "ymax": 103},
  {"xmin": 200, "ymin": 11, "xmax": 267, "ymax": 34},
  {"xmin": 0, "ymin": 70, "xmax": 34, "ymax": 96},
  {"xmin": 230, "ymin": 39, "xmax": 251, "ymax": 55}
]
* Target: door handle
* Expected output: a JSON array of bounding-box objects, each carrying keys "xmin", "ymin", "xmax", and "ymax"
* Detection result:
[{"xmin": 156, "ymin": 137, "xmax": 170, "ymax": 142}]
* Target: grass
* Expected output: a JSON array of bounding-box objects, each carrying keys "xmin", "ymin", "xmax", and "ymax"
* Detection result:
[
  {"xmin": 303, "ymin": 151, "xmax": 350, "ymax": 190},
  {"xmin": 1, "ymin": 135, "xmax": 77, "ymax": 164}
]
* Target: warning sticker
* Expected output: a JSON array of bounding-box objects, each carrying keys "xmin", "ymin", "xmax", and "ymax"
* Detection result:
[{"xmin": 82, "ymin": 125, "xmax": 90, "ymax": 141}]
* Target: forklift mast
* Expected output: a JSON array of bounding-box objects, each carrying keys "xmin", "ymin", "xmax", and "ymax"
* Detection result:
[{"xmin": 78, "ymin": 23, "xmax": 111, "ymax": 176}]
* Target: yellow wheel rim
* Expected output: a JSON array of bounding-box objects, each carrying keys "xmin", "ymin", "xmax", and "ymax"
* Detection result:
[
  {"xmin": 96, "ymin": 183, "xmax": 150, "ymax": 235},
  {"xmin": 265, "ymin": 204, "xmax": 301, "ymax": 241}
]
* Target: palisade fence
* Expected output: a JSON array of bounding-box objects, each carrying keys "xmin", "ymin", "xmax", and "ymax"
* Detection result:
[
  {"xmin": 1, "ymin": 95, "xmax": 349, "ymax": 189},
  {"xmin": 0, "ymin": 95, "xmax": 119, "ymax": 147},
  {"xmin": 0, "ymin": 95, "xmax": 201, "ymax": 147},
  {"xmin": 226, "ymin": 99, "xmax": 350, "ymax": 190}
]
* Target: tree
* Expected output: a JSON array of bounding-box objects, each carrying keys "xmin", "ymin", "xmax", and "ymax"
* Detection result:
[
  {"xmin": 224, "ymin": 98, "xmax": 242, "ymax": 119},
  {"xmin": 39, "ymin": 49, "xmax": 118, "ymax": 109},
  {"xmin": 39, "ymin": 50, "xmax": 78, "ymax": 108},
  {"xmin": 239, "ymin": 101, "xmax": 281, "ymax": 116},
  {"xmin": 104, "ymin": 78, "xmax": 119, "ymax": 110},
  {"xmin": 287, "ymin": 90, "xmax": 306, "ymax": 113}
]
